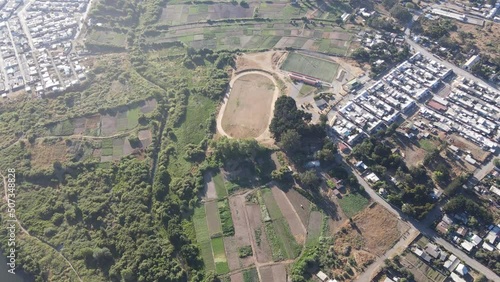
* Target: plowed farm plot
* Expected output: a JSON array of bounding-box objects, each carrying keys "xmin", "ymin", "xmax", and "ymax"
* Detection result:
[
  {"xmin": 246, "ymin": 203, "xmax": 272, "ymax": 263},
  {"xmin": 284, "ymin": 188, "xmax": 310, "ymax": 228},
  {"xmin": 260, "ymin": 264, "xmax": 287, "ymax": 282},
  {"xmin": 270, "ymin": 186, "xmax": 306, "ymax": 244},
  {"xmin": 225, "ymin": 195, "xmax": 254, "ymax": 270},
  {"xmin": 206, "ymin": 201, "xmax": 223, "ymax": 237}
]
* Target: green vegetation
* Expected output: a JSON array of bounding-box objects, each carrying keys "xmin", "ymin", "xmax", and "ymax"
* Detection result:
[
  {"xmin": 193, "ymin": 205, "xmax": 216, "ymax": 271},
  {"xmin": 101, "ymin": 139, "xmax": 114, "ymax": 156},
  {"xmin": 260, "ymin": 188, "xmax": 301, "ymax": 261},
  {"xmin": 281, "ymin": 52, "xmax": 340, "ymax": 82},
  {"xmin": 238, "ymin": 245, "xmax": 253, "ymax": 258},
  {"xmin": 352, "ymin": 43, "xmax": 410, "ymax": 77},
  {"xmin": 218, "ymin": 199, "xmax": 235, "ymax": 236},
  {"xmin": 211, "ymin": 237, "xmax": 229, "ymax": 274},
  {"xmin": 213, "ymin": 172, "xmax": 228, "ymax": 198},
  {"xmin": 419, "ymin": 139, "xmax": 436, "ymax": 152},
  {"xmin": 337, "ymin": 192, "xmax": 370, "ymax": 218},
  {"xmin": 243, "ymin": 268, "xmax": 259, "ymax": 282},
  {"xmin": 49, "ymin": 119, "xmax": 74, "ymax": 135}
]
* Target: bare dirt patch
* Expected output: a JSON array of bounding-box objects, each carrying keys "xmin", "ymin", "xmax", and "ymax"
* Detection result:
[
  {"xmin": 122, "ymin": 138, "xmax": 134, "ymax": 156},
  {"xmin": 271, "ymin": 187, "xmax": 306, "ymax": 244},
  {"xmin": 353, "ymin": 250, "xmax": 376, "ymax": 268},
  {"xmin": 72, "ymin": 117, "xmax": 86, "ymax": 134},
  {"xmin": 449, "ymin": 133, "xmax": 490, "ymax": 162},
  {"xmin": 230, "ymin": 272, "xmax": 244, "ymax": 282},
  {"xmin": 138, "ymin": 129, "xmax": 153, "ymax": 148},
  {"xmin": 246, "ymin": 203, "xmax": 272, "ymax": 263},
  {"xmin": 206, "ymin": 201, "xmax": 223, "ymax": 237},
  {"xmin": 140, "ymin": 98, "xmax": 157, "ymax": 114},
  {"xmin": 203, "ymin": 172, "xmax": 217, "ymax": 200},
  {"xmin": 226, "ymin": 194, "xmax": 254, "ymax": 270},
  {"xmin": 221, "ymin": 73, "xmax": 276, "ymax": 138},
  {"xmin": 353, "ymin": 203, "xmax": 408, "ymax": 256}
]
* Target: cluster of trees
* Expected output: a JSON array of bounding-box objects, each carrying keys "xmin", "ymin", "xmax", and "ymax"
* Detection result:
[
  {"xmin": 269, "ymin": 96, "xmax": 326, "ymax": 165},
  {"xmin": 352, "ymin": 43, "xmax": 410, "ymax": 77},
  {"xmin": 381, "ymin": 256, "xmax": 415, "ymax": 282},
  {"xmin": 352, "ymin": 132, "xmax": 436, "ymax": 219},
  {"xmin": 442, "ymin": 195, "xmax": 493, "ymax": 224}
]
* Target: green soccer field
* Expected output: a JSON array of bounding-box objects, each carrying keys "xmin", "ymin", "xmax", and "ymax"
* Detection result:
[{"xmin": 281, "ymin": 52, "xmax": 339, "ymax": 83}]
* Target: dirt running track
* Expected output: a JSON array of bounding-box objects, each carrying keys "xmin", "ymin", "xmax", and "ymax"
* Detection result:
[
  {"xmin": 216, "ymin": 70, "xmax": 280, "ymax": 143},
  {"xmin": 270, "ymin": 186, "xmax": 307, "ymax": 244}
]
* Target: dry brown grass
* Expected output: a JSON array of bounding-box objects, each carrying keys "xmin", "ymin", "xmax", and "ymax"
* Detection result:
[
  {"xmin": 221, "ymin": 73, "xmax": 276, "ymax": 138},
  {"xmin": 450, "ymin": 22, "xmax": 500, "ymax": 59},
  {"xmin": 31, "ymin": 141, "xmax": 68, "ymax": 169}
]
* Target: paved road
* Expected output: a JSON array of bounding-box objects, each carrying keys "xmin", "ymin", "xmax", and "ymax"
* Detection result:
[{"xmin": 340, "ymin": 159, "xmax": 500, "ymax": 281}]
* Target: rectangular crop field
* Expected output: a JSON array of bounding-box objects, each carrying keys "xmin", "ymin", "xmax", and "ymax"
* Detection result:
[
  {"xmin": 112, "ymin": 138, "xmax": 124, "ymax": 159},
  {"xmin": 50, "ymin": 120, "xmax": 75, "ymax": 135},
  {"xmin": 243, "ymin": 268, "xmax": 259, "ymax": 282},
  {"xmin": 213, "ymin": 172, "xmax": 227, "ymax": 198},
  {"xmin": 206, "ymin": 201, "xmax": 223, "ymax": 237},
  {"xmin": 87, "ymin": 30, "xmax": 127, "ymax": 48},
  {"xmin": 337, "ymin": 192, "xmax": 370, "ymax": 218},
  {"xmin": 127, "ymin": 107, "xmax": 140, "ymax": 129},
  {"xmin": 281, "ymin": 52, "xmax": 339, "ymax": 82},
  {"xmin": 193, "ymin": 206, "xmax": 215, "ymax": 271},
  {"xmin": 218, "ymin": 199, "xmax": 234, "ymax": 236},
  {"xmin": 116, "ymin": 111, "xmax": 128, "ymax": 131},
  {"xmin": 211, "ymin": 237, "xmax": 229, "ymax": 275},
  {"xmin": 101, "ymin": 139, "xmax": 113, "ymax": 156}
]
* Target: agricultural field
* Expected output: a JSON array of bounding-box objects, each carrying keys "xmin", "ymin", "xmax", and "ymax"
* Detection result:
[
  {"xmin": 48, "ymin": 99, "xmax": 156, "ymax": 137},
  {"xmin": 145, "ymin": 22, "xmax": 356, "ymax": 55},
  {"xmin": 337, "ymin": 192, "xmax": 371, "ymax": 218},
  {"xmin": 259, "ymin": 188, "xmax": 301, "ymax": 261},
  {"xmin": 213, "ymin": 171, "xmax": 228, "ymax": 198},
  {"xmin": 193, "ymin": 205, "xmax": 216, "ymax": 271},
  {"xmin": 281, "ymin": 52, "xmax": 340, "ymax": 82},
  {"xmin": 212, "ymin": 237, "xmax": 230, "ymax": 274},
  {"xmin": 221, "ymin": 73, "xmax": 277, "ymax": 139}
]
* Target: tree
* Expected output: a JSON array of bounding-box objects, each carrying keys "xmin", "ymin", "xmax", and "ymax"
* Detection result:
[
  {"xmin": 390, "ymin": 5, "xmax": 412, "ymax": 24},
  {"xmin": 299, "ymin": 170, "xmax": 321, "ymax": 190},
  {"xmin": 352, "ymin": 48, "xmax": 370, "ymax": 63},
  {"xmin": 280, "ymin": 129, "xmax": 302, "ymax": 153},
  {"xmin": 270, "ymin": 96, "xmax": 311, "ymax": 141}
]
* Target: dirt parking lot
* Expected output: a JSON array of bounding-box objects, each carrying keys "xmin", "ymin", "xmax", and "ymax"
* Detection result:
[{"xmin": 221, "ymin": 73, "xmax": 277, "ymax": 138}]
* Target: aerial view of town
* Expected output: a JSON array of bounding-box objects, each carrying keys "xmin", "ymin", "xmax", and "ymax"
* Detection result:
[{"xmin": 0, "ymin": 0, "xmax": 499, "ymax": 281}]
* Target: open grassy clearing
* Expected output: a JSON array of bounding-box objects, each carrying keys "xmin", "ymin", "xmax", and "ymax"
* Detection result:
[
  {"xmin": 221, "ymin": 73, "xmax": 276, "ymax": 138},
  {"xmin": 305, "ymin": 211, "xmax": 323, "ymax": 247},
  {"xmin": 193, "ymin": 206, "xmax": 215, "ymax": 271},
  {"xmin": 49, "ymin": 119, "xmax": 74, "ymax": 135},
  {"xmin": 86, "ymin": 29, "xmax": 127, "ymax": 49},
  {"xmin": 101, "ymin": 139, "xmax": 113, "ymax": 156},
  {"xmin": 337, "ymin": 192, "xmax": 370, "ymax": 218},
  {"xmin": 419, "ymin": 139, "xmax": 438, "ymax": 152},
  {"xmin": 211, "ymin": 237, "xmax": 230, "ymax": 275},
  {"xmin": 281, "ymin": 52, "xmax": 340, "ymax": 82},
  {"xmin": 112, "ymin": 138, "xmax": 124, "ymax": 160},
  {"xmin": 213, "ymin": 172, "xmax": 228, "ymax": 198},
  {"xmin": 168, "ymin": 95, "xmax": 216, "ymax": 176}
]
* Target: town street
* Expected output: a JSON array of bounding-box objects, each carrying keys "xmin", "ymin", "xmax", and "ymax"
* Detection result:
[{"xmin": 344, "ymin": 159, "xmax": 500, "ymax": 281}]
